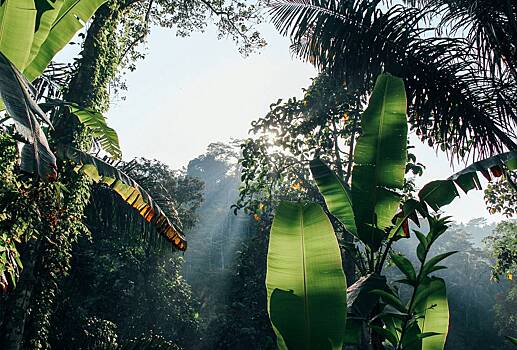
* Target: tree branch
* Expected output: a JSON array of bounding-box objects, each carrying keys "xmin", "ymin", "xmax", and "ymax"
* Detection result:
[
  {"xmin": 199, "ymin": 0, "xmax": 250, "ymax": 42},
  {"xmin": 120, "ymin": 0, "xmax": 154, "ymax": 62}
]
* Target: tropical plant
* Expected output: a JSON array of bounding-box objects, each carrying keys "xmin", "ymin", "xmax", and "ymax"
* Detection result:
[
  {"xmin": 266, "ymin": 202, "xmax": 348, "ymax": 350},
  {"xmin": 484, "ymin": 171, "xmax": 517, "ymax": 217},
  {"xmin": 268, "ymin": 0, "xmax": 517, "ymax": 159},
  {"xmin": 0, "ymin": 0, "xmax": 109, "ymax": 178},
  {"xmin": 265, "ymin": 73, "xmax": 517, "ymax": 349}
]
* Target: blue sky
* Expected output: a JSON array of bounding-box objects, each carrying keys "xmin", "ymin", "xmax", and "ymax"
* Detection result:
[{"xmin": 63, "ymin": 22, "xmax": 503, "ymax": 224}]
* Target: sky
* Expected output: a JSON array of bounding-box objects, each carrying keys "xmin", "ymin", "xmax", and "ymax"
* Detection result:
[{"xmin": 62, "ymin": 22, "xmax": 504, "ymax": 224}]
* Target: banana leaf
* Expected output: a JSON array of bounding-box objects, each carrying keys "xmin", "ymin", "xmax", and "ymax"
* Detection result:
[
  {"xmin": 414, "ymin": 277, "xmax": 449, "ymax": 350},
  {"xmin": 27, "ymin": 0, "xmax": 65, "ymax": 65},
  {"xmin": 309, "ymin": 158, "xmax": 357, "ymax": 238},
  {"xmin": 23, "ymin": 0, "xmax": 108, "ymax": 81},
  {"xmin": 57, "ymin": 145, "xmax": 187, "ymax": 251},
  {"xmin": 0, "ymin": 51, "xmax": 56, "ymax": 179},
  {"xmin": 266, "ymin": 202, "xmax": 347, "ymax": 350},
  {"xmin": 351, "ymin": 74, "xmax": 407, "ymax": 250},
  {"xmin": 42, "ymin": 100, "xmax": 121, "ymax": 159},
  {"xmin": 0, "ymin": 0, "xmax": 36, "ymax": 70},
  {"xmin": 69, "ymin": 103, "xmax": 121, "ymax": 159},
  {"xmin": 419, "ymin": 151, "xmax": 517, "ymax": 211}
]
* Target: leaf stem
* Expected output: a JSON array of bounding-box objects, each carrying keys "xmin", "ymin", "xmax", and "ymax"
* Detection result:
[
  {"xmin": 375, "ymin": 235, "xmax": 396, "ymax": 273},
  {"xmin": 395, "ymin": 243, "xmax": 430, "ymax": 350}
]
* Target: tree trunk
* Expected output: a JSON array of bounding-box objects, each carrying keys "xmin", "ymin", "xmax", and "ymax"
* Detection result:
[
  {"xmin": 0, "ymin": 240, "xmax": 42, "ymax": 350},
  {"xmin": 3, "ymin": 2, "xmax": 128, "ymax": 348}
]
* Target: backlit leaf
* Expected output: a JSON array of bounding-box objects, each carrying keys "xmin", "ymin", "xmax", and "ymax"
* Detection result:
[{"xmin": 266, "ymin": 202, "xmax": 347, "ymax": 350}]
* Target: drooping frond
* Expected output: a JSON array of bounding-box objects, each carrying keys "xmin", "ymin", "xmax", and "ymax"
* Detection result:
[
  {"xmin": 269, "ymin": 0, "xmax": 517, "ymax": 159},
  {"xmin": 57, "ymin": 145, "xmax": 187, "ymax": 251},
  {"xmin": 0, "ymin": 52, "xmax": 57, "ymax": 179}
]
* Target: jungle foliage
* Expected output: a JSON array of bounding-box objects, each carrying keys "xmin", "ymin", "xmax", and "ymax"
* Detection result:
[
  {"xmin": 255, "ymin": 74, "xmax": 517, "ymax": 349},
  {"xmin": 269, "ymin": 0, "xmax": 517, "ymax": 158},
  {"xmin": 0, "ymin": 1, "xmax": 516, "ymax": 350},
  {"xmin": 0, "ymin": 0, "xmax": 267, "ymax": 349}
]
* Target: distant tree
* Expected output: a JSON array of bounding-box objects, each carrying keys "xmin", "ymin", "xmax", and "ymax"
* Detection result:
[
  {"xmin": 485, "ymin": 221, "xmax": 517, "ymax": 342},
  {"xmin": 485, "ymin": 221, "xmax": 517, "ymax": 281},
  {"xmin": 485, "ymin": 173, "xmax": 517, "ymax": 217},
  {"xmin": 182, "ymin": 142, "xmax": 258, "ymax": 348},
  {"xmin": 204, "ymin": 227, "xmax": 276, "ymax": 350}
]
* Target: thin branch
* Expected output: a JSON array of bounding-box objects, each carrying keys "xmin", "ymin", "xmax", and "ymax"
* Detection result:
[
  {"xmin": 120, "ymin": 0, "xmax": 154, "ymax": 62},
  {"xmin": 199, "ymin": 0, "xmax": 250, "ymax": 42}
]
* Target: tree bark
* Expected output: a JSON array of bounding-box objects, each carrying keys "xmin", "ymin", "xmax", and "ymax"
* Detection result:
[{"xmin": 0, "ymin": 240, "xmax": 42, "ymax": 350}]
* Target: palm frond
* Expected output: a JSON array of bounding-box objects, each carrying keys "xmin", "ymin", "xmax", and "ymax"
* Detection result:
[
  {"xmin": 406, "ymin": 0, "xmax": 517, "ymax": 78},
  {"xmin": 269, "ymin": 0, "xmax": 517, "ymax": 159}
]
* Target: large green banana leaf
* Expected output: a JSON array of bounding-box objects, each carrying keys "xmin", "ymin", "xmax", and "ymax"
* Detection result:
[
  {"xmin": 310, "ymin": 159, "xmax": 357, "ymax": 238},
  {"xmin": 0, "ymin": 0, "xmax": 36, "ymax": 70},
  {"xmin": 57, "ymin": 145, "xmax": 187, "ymax": 251},
  {"xmin": 351, "ymin": 74, "xmax": 408, "ymax": 250},
  {"xmin": 266, "ymin": 202, "xmax": 347, "ymax": 350},
  {"xmin": 23, "ymin": 0, "xmax": 108, "ymax": 81},
  {"xmin": 419, "ymin": 151, "xmax": 517, "ymax": 211},
  {"xmin": 414, "ymin": 277, "xmax": 449, "ymax": 350},
  {"xmin": 27, "ymin": 0, "xmax": 65, "ymax": 65}
]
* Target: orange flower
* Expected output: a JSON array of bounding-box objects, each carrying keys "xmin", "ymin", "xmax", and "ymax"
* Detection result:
[
  {"xmin": 253, "ymin": 214, "xmax": 261, "ymax": 222},
  {"xmin": 290, "ymin": 182, "xmax": 301, "ymax": 191},
  {"xmin": 343, "ymin": 113, "xmax": 349, "ymax": 122}
]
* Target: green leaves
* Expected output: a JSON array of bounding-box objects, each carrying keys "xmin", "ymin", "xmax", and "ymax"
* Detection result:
[
  {"xmin": 69, "ymin": 104, "xmax": 121, "ymax": 159},
  {"xmin": 57, "ymin": 145, "xmax": 187, "ymax": 251},
  {"xmin": 351, "ymin": 74, "xmax": 407, "ymax": 250},
  {"xmin": 0, "ymin": 0, "xmax": 106, "ymax": 81},
  {"xmin": 419, "ymin": 180, "xmax": 459, "ymax": 212},
  {"xmin": 370, "ymin": 289, "xmax": 407, "ymax": 314},
  {"xmin": 0, "ymin": 0, "xmax": 108, "ymax": 179},
  {"xmin": 43, "ymin": 100, "xmax": 122, "ymax": 159},
  {"xmin": 414, "ymin": 278, "xmax": 449, "ymax": 350},
  {"xmin": 309, "ymin": 158, "xmax": 357, "ymax": 237},
  {"xmin": 266, "ymin": 202, "xmax": 347, "ymax": 350},
  {"xmin": 391, "ymin": 253, "xmax": 416, "ymax": 283},
  {"xmin": 28, "ymin": 0, "xmax": 65, "ymax": 65},
  {"xmin": 419, "ymin": 151, "xmax": 517, "ymax": 211},
  {"xmin": 422, "ymin": 251, "xmax": 457, "ymax": 276},
  {"xmin": 0, "ymin": 0, "xmax": 37, "ymax": 70},
  {"xmin": 23, "ymin": 0, "xmax": 108, "ymax": 81}
]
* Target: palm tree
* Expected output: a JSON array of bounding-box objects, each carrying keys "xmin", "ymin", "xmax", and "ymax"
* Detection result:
[{"xmin": 269, "ymin": 0, "xmax": 517, "ymax": 159}]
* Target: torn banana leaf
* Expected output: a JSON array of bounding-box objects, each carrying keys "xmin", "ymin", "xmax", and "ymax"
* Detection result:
[
  {"xmin": 419, "ymin": 151, "xmax": 517, "ymax": 211},
  {"xmin": 57, "ymin": 145, "xmax": 187, "ymax": 251},
  {"xmin": 0, "ymin": 51, "xmax": 56, "ymax": 179}
]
